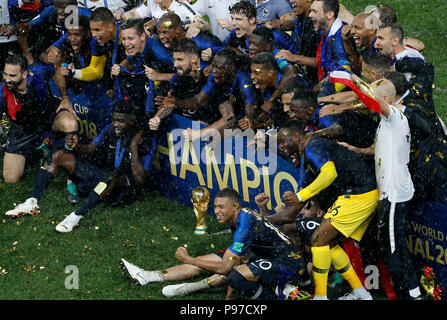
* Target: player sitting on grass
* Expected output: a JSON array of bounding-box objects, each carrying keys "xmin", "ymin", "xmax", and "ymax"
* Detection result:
[
  {"xmin": 5, "ymin": 99, "xmax": 156, "ymax": 233},
  {"xmin": 120, "ymin": 188, "xmax": 307, "ymax": 300}
]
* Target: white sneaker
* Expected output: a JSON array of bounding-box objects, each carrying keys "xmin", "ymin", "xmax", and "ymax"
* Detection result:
[
  {"xmin": 162, "ymin": 283, "xmax": 189, "ymax": 297},
  {"xmin": 5, "ymin": 198, "xmax": 40, "ymax": 217},
  {"xmin": 338, "ymin": 290, "xmax": 373, "ymax": 300},
  {"xmin": 120, "ymin": 258, "xmax": 163, "ymax": 286},
  {"xmin": 55, "ymin": 212, "xmax": 82, "ymax": 233}
]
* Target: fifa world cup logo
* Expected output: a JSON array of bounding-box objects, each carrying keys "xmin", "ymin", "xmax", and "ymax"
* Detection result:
[{"xmin": 191, "ymin": 186, "xmax": 210, "ymax": 235}]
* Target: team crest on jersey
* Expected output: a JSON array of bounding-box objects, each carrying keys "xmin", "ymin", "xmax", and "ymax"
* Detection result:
[
  {"xmin": 233, "ymin": 242, "xmax": 244, "ymax": 253},
  {"xmin": 263, "ymin": 9, "xmax": 269, "ymax": 17}
]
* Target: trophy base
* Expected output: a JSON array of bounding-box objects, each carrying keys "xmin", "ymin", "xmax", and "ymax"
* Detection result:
[{"xmin": 194, "ymin": 227, "xmax": 208, "ymax": 236}]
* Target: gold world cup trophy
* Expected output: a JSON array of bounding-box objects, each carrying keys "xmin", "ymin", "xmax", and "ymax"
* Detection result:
[{"xmin": 191, "ymin": 186, "xmax": 210, "ymax": 235}]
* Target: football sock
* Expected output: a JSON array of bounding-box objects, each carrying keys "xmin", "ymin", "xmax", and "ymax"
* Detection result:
[
  {"xmin": 183, "ymin": 279, "xmax": 211, "ymax": 294},
  {"xmin": 312, "ymin": 245, "xmax": 331, "ymax": 298},
  {"xmin": 226, "ymin": 269, "xmax": 277, "ymax": 300},
  {"xmin": 331, "ymin": 245, "xmax": 363, "ymax": 291},
  {"xmin": 75, "ymin": 190, "xmax": 100, "ymax": 216},
  {"xmin": 29, "ymin": 168, "xmax": 54, "ymax": 200}
]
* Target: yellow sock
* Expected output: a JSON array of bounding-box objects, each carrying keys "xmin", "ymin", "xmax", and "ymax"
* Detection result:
[
  {"xmin": 311, "ymin": 246, "xmax": 331, "ymax": 297},
  {"xmin": 330, "ymin": 245, "xmax": 362, "ymax": 290}
]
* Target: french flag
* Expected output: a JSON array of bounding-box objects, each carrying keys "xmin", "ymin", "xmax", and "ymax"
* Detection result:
[{"xmin": 329, "ymin": 70, "xmax": 382, "ymax": 114}]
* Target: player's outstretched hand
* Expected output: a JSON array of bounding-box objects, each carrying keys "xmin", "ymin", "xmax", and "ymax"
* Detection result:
[
  {"xmin": 255, "ymin": 193, "xmax": 269, "ymax": 208},
  {"xmin": 283, "ymin": 191, "xmax": 300, "ymax": 206}
]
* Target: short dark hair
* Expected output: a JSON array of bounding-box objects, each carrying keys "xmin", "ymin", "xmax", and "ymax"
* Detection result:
[
  {"xmin": 363, "ymin": 51, "xmax": 389, "ymax": 75},
  {"xmin": 77, "ymin": 14, "xmax": 91, "ymax": 33},
  {"xmin": 252, "ymin": 52, "xmax": 280, "ymax": 72},
  {"xmin": 214, "ymin": 48, "xmax": 239, "ymax": 67},
  {"xmin": 121, "ymin": 18, "xmax": 145, "ymax": 36},
  {"xmin": 90, "ymin": 7, "xmax": 115, "ymax": 24},
  {"xmin": 65, "ymin": 13, "xmax": 90, "ymax": 31},
  {"xmin": 378, "ymin": 4, "xmax": 397, "ymax": 25},
  {"xmin": 380, "ymin": 23, "xmax": 404, "ymax": 44},
  {"xmin": 54, "ymin": 0, "xmax": 77, "ymax": 7},
  {"xmin": 229, "ymin": 1, "xmax": 257, "ymax": 20},
  {"xmin": 5, "ymin": 53, "xmax": 28, "ymax": 73},
  {"xmin": 251, "ymin": 26, "xmax": 274, "ymax": 46},
  {"xmin": 215, "ymin": 188, "xmax": 241, "ymax": 208},
  {"xmin": 291, "ymin": 90, "xmax": 317, "ymax": 109},
  {"xmin": 173, "ymin": 38, "xmax": 199, "ymax": 56},
  {"xmin": 383, "ymin": 71, "xmax": 410, "ymax": 97},
  {"xmin": 113, "ymin": 99, "xmax": 135, "ymax": 117},
  {"xmin": 158, "ymin": 12, "xmax": 183, "ymax": 29},
  {"xmin": 283, "ymin": 81, "xmax": 306, "ymax": 95},
  {"xmin": 280, "ymin": 119, "xmax": 307, "ymax": 135},
  {"xmin": 319, "ymin": 0, "xmax": 339, "ymax": 18}
]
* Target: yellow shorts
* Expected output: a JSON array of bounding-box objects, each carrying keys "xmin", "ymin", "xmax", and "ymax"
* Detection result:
[{"xmin": 323, "ymin": 189, "xmax": 379, "ymax": 241}]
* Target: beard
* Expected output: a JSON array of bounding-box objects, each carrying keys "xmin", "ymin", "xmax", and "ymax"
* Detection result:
[
  {"xmin": 176, "ymin": 65, "xmax": 192, "ymax": 77},
  {"xmin": 6, "ymin": 77, "xmax": 24, "ymax": 92},
  {"xmin": 314, "ymin": 17, "xmax": 328, "ymax": 31}
]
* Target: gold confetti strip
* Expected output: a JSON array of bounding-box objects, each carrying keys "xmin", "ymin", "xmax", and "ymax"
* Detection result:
[
  {"xmin": 163, "ymin": 226, "xmax": 170, "ymax": 232},
  {"xmin": 24, "ymin": 265, "xmax": 35, "ymax": 272},
  {"xmin": 288, "ymin": 252, "xmax": 302, "ymax": 259},
  {"xmin": 170, "ymin": 236, "xmax": 178, "ymax": 241}
]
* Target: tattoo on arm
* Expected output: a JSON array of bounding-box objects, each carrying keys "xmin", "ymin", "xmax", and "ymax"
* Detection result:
[{"xmin": 158, "ymin": 107, "xmax": 174, "ymax": 119}]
